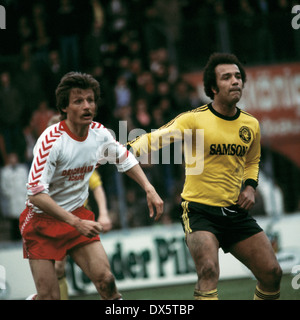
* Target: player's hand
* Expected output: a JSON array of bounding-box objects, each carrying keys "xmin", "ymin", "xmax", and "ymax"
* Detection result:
[
  {"xmin": 237, "ymin": 185, "xmax": 255, "ymax": 211},
  {"xmin": 74, "ymin": 219, "xmax": 102, "ymax": 238},
  {"xmin": 145, "ymin": 186, "xmax": 164, "ymax": 221},
  {"xmin": 98, "ymin": 214, "xmax": 112, "ymax": 233}
]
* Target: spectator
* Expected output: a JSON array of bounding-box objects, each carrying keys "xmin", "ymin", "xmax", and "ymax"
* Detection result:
[
  {"xmin": 231, "ymin": 0, "xmax": 256, "ymax": 63},
  {"xmin": 114, "ymin": 75, "xmax": 132, "ymax": 110},
  {"xmin": 172, "ymin": 78, "xmax": 193, "ymax": 112},
  {"xmin": 0, "ymin": 152, "xmax": 28, "ymax": 240},
  {"xmin": 83, "ymin": 20, "xmax": 107, "ymax": 70},
  {"xmin": 90, "ymin": 0, "xmax": 105, "ymax": 28},
  {"xmin": 106, "ymin": 0, "xmax": 129, "ymax": 36},
  {"xmin": 133, "ymin": 98, "xmax": 153, "ymax": 132},
  {"xmin": 153, "ymin": 0, "xmax": 182, "ymax": 66},
  {"xmin": 22, "ymin": 123, "xmax": 36, "ymax": 167},
  {"xmin": 136, "ymin": 71, "xmax": 157, "ymax": 106},
  {"xmin": 31, "ymin": 2, "xmax": 51, "ymax": 65},
  {"xmin": 30, "ymin": 100, "xmax": 57, "ymax": 138},
  {"xmin": 213, "ymin": 0, "xmax": 231, "ymax": 53},
  {"xmin": 0, "ymin": 71, "xmax": 25, "ymax": 162},
  {"xmin": 15, "ymin": 58, "xmax": 45, "ymax": 125},
  {"xmin": 272, "ymin": 0, "xmax": 295, "ymax": 61},
  {"xmin": 55, "ymin": 0, "xmax": 80, "ymax": 72},
  {"xmin": 254, "ymin": 0, "xmax": 276, "ymax": 63},
  {"xmin": 17, "ymin": 16, "xmax": 34, "ymax": 50},
  {"xmin": 43, "ymin": 50, "xmax": 65, "ymax": 108}
]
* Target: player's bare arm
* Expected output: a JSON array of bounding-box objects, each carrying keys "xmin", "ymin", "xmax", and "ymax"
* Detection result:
[
  {"xmin": 93, "ymin": 185, "xmax": 112, "ymax": 232},
  {"xmin": 124, "ymin": 164, "xmax": 164, "ymax": 221},
  {"xmin": 28, "ymin": 193, "xmax": 102, "ymax": 237}
]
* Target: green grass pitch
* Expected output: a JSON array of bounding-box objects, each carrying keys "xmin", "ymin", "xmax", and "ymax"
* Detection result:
[{"xmin": 71, "ymin": 274, "xmax": 299, "ymax": 300}]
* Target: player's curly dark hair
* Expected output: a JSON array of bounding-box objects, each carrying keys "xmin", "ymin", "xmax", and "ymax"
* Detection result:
[
  {"xmin": 55, "ymin": 71, "xmax": 100, "ymax": 120},
  {"xmin": 203, "ymin": 53, "xmax": 247, "ymax": 100}
]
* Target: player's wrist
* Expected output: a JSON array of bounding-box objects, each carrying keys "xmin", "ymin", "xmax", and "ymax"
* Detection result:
[
  {"xmin": 244, "ymin": 178, "xmax": 257, "ymax": 190},
  {"xmin": 245, "ymin": 184, "xmax": 255, "ymax": 192},
  {"xmin": 144, "ymin": 184, "xmax": 155, "ymax": 195},
  {"xmin": 68, "ymin": 215, "xmax": 82, "ymax": 229},
  {"xmin": 99, "ymin": 210, "xmax": 109, "ymax": 217}
]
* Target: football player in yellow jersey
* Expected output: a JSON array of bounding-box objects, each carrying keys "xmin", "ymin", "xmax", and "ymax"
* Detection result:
[{"xmin": 128, "ymin": 53, "xmax": 282, "ymax": 300}]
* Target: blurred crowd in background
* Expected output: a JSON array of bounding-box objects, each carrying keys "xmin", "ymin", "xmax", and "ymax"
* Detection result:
[{"xmin": 0, "ymin": 0, "xmax": 299, "ymax": 240}]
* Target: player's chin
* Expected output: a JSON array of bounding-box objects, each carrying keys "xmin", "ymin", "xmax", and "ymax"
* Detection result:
[
  {"xmin": 231, "ymin": 91, "xmax": 242, "ymax": 99},
  {"xmin": 230, "ymin": 95, "xmax": 241, "ymax": 104},
  {"xmin": 81, "ymin": 116, "xmax": 94, "ymax": 124}
]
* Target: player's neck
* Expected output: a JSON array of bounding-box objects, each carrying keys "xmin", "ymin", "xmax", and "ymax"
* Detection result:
[
  {"xmin": 211, "ymin": 102, "xmax": 237, "ymax": 118},
  {"xmin": 65, "ymin": 119, "xmax": 89, "ymax": 138}
]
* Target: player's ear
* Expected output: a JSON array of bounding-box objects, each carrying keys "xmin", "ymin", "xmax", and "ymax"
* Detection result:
[
  {"xmin": 61, "ymin": 106, "xmax": 67, "ymax": 113},
  {"xmin": 211, "ymin": 86, "xmax": 218, "ymax": 95}
]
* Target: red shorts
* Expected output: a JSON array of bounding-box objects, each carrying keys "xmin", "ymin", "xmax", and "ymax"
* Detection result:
[{"xmin": 19, "ymin": 206, "xmax": 100, "ymax": 261}]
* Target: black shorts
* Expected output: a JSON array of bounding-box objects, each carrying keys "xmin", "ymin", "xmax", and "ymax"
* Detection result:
[{"xmin": 180, "ymin": 200, "xmax": 263, "ymax": 253}]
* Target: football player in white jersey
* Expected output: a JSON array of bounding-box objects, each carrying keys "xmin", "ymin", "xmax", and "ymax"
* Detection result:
[{"xmin": 20, "ymin": 72, "xmax": 163, "ymax": 300}]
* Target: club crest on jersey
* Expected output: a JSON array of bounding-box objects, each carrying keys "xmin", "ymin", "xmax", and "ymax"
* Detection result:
[{"xmin": 239, "ymin": 126, "xmax": 251, "ymax": 144}]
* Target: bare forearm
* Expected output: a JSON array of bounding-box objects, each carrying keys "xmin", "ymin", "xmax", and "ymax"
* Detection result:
[
  {"xmin": 29, "ymin": 193, "xmax": 102, "ymax": 237},
  {"xmin": 28, "ymin": 193, "xmax": 80, "ymax": 227},
  {"xmin": 93, "ymin": 186, "xmax": 108, "ymax": 216},
  {"xmin": 125, "ymin": 164, "xmax": 153, "ymax": 192},
  {"xmin": 124, "ymin": 164, "xmax": 164, "ymax": 220}
]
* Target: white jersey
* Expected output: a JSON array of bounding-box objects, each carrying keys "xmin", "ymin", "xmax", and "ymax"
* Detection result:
[{"xmin": 27, "ymin": 120, "xmax": 138, "ymax": 213}]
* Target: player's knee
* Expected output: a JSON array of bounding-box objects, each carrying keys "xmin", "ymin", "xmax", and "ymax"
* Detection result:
[
  {"xmin": 55, "ymin": 263, "xmax": 65, "ymax": 279},
  {"xmin": 93, "ymin": 271, "xmax": 118, "ymax": 299},
  {"xmin": 199, "ymin": 260, "xmax": 219, "ymax": 281},
  {"xmin": 33, "ymin": 273, "xmax": 60, "ymax": 300},
  {"xmin": 36, "ymin": 281, "xmax": 60, "ymax": 300},
  {"xmin": 269, "ymin": 264, "xmax": 282, "ymax": 285},
  {"xmin": 259, "ymin": 263, "xmax": 282, "ymax": 288}
]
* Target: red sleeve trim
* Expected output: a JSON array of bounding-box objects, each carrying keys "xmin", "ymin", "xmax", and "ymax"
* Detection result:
[{"xmin": 28, "ymin": 125, "xmax": 62, "ymax": 186}]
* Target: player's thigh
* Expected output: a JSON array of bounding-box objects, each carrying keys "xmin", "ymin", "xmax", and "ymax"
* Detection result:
[
  {"xmin": 229, "ymin": 231, "xmax": 279, "ymax": 276},
  {"xmin": 69, "ymin": 241, "xmax": 111, "ymax": 281},
  {"xmin": 29, "ymin": 259, "xmax": 59, "ymax": 293},
  {"xmin": 186, "ymin": 231, "xmax": 219, "ymax": 272}
]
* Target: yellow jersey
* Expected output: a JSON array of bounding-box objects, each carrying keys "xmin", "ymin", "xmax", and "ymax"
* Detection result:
[
  {"xmin": 89, "ymin": 170, "xmax": 102, "ymax": 190},
  {"xmin": 84, "ymin": 170, "xmax": 103, "ymax": 207},
  {"xmin": 128, "ymin": 103, "xmax": 261, "ymax": 207}
]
